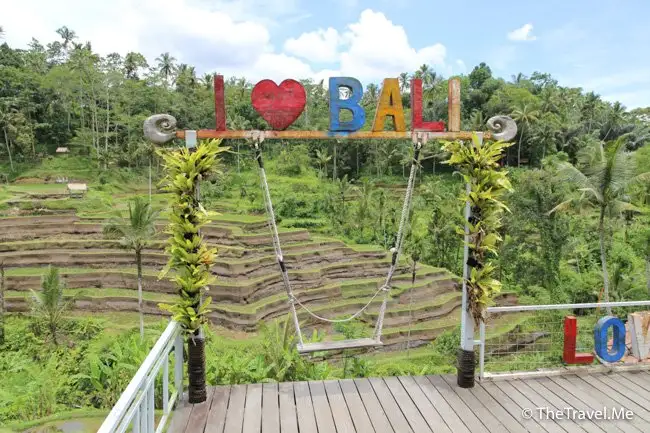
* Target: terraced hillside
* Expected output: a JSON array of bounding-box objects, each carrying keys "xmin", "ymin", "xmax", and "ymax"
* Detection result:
[{"xmin": 0, "ymin": 188, "xmax": 517, "ymax": 352}]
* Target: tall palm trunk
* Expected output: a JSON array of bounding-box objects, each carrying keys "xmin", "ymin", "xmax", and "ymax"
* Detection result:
[
  {"xmin": 0, "ymin": 262, "xmax": 5, "ymax": 345},
  {"xmin": 518, "ymin": 123, "xmax": 525, "ymax": 167},
  {"xmin": 598, "ymin": 207, "xmax": 612, "ymax": 315},
  {"xmin": 646, "ymin": 256, "xmax": 650, "ymax": 298},
  {"xmin": 136, "ymin": 249, "xmax": 144, "ymax": 339}
]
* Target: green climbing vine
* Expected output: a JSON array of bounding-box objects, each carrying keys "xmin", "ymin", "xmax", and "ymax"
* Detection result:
[
  {"xmin": 442, "ymin": 133, "xmax": 513, "ymax": 325},
  {"xmin": 157, "ymin": 139, "xmax": 227, "ymax": 333}
]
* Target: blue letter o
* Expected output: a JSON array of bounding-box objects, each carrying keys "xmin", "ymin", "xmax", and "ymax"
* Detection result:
[{"xmin": 594, "ymin": 316, "xmax": 626, "ymax": 363}]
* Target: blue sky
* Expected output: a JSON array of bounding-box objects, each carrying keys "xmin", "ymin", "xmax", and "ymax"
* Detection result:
[{"xmin": 3, "ymin": 0, "xmax": 649, "ymax": 108}]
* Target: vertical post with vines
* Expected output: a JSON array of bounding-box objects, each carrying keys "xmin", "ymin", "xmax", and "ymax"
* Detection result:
[
  {"xmin": 157, "ymin": 138, "xmax": 227, "ymax": 403},
  {"xmin": 442, "ymin": 133, "xmax": 513, "ymax": 387}
]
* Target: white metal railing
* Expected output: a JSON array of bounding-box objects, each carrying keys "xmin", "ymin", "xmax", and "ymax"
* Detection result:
[
  {"xmin": 98, "ymin": 321, "xmax": 184, "ymax": 433},
  {"xmin": 478, "ymin": 300, "xmax": 650, "ymax": 379}
]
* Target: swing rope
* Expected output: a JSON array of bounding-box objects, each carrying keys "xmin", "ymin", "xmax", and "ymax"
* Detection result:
[{"xmin": 252, "ymin": 137, "xmax": 422, "ymax": 347}]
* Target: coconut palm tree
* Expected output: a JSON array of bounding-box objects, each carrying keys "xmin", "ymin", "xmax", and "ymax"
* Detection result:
[
  {"xmin": 550, "ymin": 137, "xmax": 650, "ymax": 313},
  {"xmin": 30, "ymin": 266, "xmax": 72, "ymax": 345},
  {"xmin": 511, "ymin": 102, "xmax": 540, "ymax": 167},
  {"xmin": 365, "ymin": 83, "xmax": 379, "ymax": 104},
  {"xmin": 0, "ymin": 26, "xmax": 4, "ymax": 39},
  {"xmin": 56, "ymin": 26, "xmax": 77, "ymax": 50},
  {"xmin": 123, "ymin": 52, "xmax": 148, "ymax": 80},
  {"xmin": 202, "ymin": 73, "xmax": 214, "ymax": 91},
  {"xmin": 103, "ymin": 197, "xmax": 159, "ymax": 339},
  {"xmin": 315, "ymin": 149, "xmax": 331, "ymax": 179},
  {"xmin": 155, "ymin": 52, "xmax": 176, "ymax": 87},
  {"xmin": 399, "ymin": 72, "xmax": 410, "ymax": 93}
]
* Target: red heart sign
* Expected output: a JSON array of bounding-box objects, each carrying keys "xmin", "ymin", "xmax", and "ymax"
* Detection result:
[{"xmin": 251, "ymin": 79, "xmax": 306, "ymax": 130}]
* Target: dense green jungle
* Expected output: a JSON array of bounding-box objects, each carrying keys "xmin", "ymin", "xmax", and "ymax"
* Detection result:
[{"xmin": 1, "ymin": 26, "xmax": 650, "ymax": 432}]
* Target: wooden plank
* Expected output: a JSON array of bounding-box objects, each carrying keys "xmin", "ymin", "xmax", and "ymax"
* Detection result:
[
  {"xmin": 551, "ymin": 375, "xmax": 640, "ymax": 433},
  {"xmin": 185, "ymin": 387, "xmax": 216, "ymax": 433},
  {"xmin": 440, "ymin": 375, "xmax": 508, "ymax": 433},
  {"xmin": 493, "ymin": 379, "xmax": 564, "ymax": 433},
  {"xmin": 583, "ymin": 374, "xmax": 650, "ymax": 420},
  {"xmin": 426, "ymin": 375, "xmax": 489, "ymax": 433},
  {"xmin": 167, "ymin": 398, "xmax": 194, "ymax": 433},
  {"xmin": 338, "ymin": 380, "xmax": 376, "ymax": 433},
  {"xmin": 368, "ymin": 377, "xmax": 413, "ymax": 433},
  {"xmin": 223, "ymin": 384, "xmax": 247, "ymax": 433},
  {"xmin": 175, "ymin": 130, "xmax": 496, "ymax": 141},
  {"xmin": 397, "ymin": 376, "xmax": 451, "ymax": 433},
  {"xmin": 447, "ymin": 78, "xmax": 461, "ymax": 132},
  {"xmin": 622, "ymin": 370, "xmax": 650, "ymax": 391},
  {"xmin": 353, "ymin": 378, "xmax": 394, "ymax": 433},
  {"xmin": 278, "ymin": 382, "xmax": 299, "ymax": 433},
  {"xmin": 411, "ymin": 376, "xmax": 469, "ymax": 433},
  {"xmin": 522, "ymin": 379, "xmax": 603, "ymax": 433},
  {"xmin": 616, "ymin": 373, "xmax": 650, "ymax": 402},
  {"xmin": 262, "ymin": 383, "xmax": 280, "ymax": 433},
  {"xmin": 323, "ymin": 380, "xmax": 356, "ymax": 433},
  {"xmin": 478, "ymin": 381, "xmax": 546, "ymax": 433},
  {"xmin": 204, "ymin": 386, "xmax": 231, "ymax": 433},
  {"xmin": 293, "ymin": 381, "xmax": 318, "ymax": 433},
  {"xmin": 298, "ymin": 338, "xmax": 381, "ymax": 354},
  {"xmin": 563, "ymin": 375, "xmax": 647, "ymax": 430},
  {"xmin": 242, "ymin": 383, "xmax": 263, "ymax": 433},
  {"xmin": 581, "ymin": 374, "xmax": 650, "ymax": 422},
  {"xmin": 526, "ymin": 377, "xmax": 604, "ymax": 433},
  {"xmin": 538, "ymin": 378, "xmax": 625, "ymax": 433},
  {"xmin": 511, "ymin": 380, "xmax": 585, "ymax": 433},
  {"xmin": 382, "ymin": 377, "xmax": 432, "ymax": 432},
  {"xmin": 471, "ymin": 381, "xmax": 529, "ymax": 433},
  {"xmin": 308, "ymin": 381, "xmax": 337, "ymax": 433}
]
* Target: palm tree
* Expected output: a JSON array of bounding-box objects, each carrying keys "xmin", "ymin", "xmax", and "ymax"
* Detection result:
[
  {"xmin": 155, "ymin": 52, "xmax": 176, "ymax": 87},
  {"xmin": 103, "ymin": 197, "xmax": 159, "ymax": 339},
  {"xmin": 365, "ymin": 83, "xmax": 379, "ymax": 104},
  {"xmin": 315, "ymin": 149, "xmax": 331, "ymax": 178},
  {"xmin": 202, "ymin": 73, "xmax": 214, "ymax": 90},
  {"xmin": 0, "ymin": 26, "xmax": 4, "ymax": 39},
  {"xmin": 399, "ymin": 72, "xmax": 410, "ymax": 93},
  {"xmin": 123, "ymin": 52, "xmax": 148, "ymax": 79},
  {"xmin": 550, "ymin": 137, "xmax": 650, "ymax": 313},
  {"xmin": 56, "ymin": 26, "xmax": 77, "ymax": 50},
  {"xmin": 30, "ymin": 266, "xmax": 72, "ymax": 345},
  {"xmin": 511, "ymin": 103, "xmax": 540, "ymax": 167}
]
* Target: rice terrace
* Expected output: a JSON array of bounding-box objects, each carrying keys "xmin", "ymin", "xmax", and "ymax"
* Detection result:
[{"xmin": 2, "ymin": 5, "xmax": 650, "ymax": 432}]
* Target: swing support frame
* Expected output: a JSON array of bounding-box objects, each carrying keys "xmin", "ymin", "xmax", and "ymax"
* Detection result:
[{"xmin": 144, "ymin": 113, "xmax": 516, "ymax": 359}]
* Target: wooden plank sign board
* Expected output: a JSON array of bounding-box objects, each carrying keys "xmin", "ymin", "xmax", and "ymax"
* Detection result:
[{"xmin": 214, "ymin": 74, "xmax": 461, "ymax": 134}]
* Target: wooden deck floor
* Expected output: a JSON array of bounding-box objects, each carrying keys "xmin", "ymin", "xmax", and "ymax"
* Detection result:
[{"xmin": 169, "ymin": 371, "xmax": 650, "ymax": 432}]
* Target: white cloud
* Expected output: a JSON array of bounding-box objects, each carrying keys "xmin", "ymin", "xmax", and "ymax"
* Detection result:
[
  {"xmin": 284, "ymin": 28, "xmax": 341, "ymax": 63},
  {"xmin": 455, "ymin": 59, "xmax": 467, "ymax": 74},
  {"xmin": 338, "ymin": 9, "xmax": 447, "ymax": 81},
  {"xmin": 507, "ymin": 23, "xmax": 537, "ymax": 42},
  {"xmin": 2, "ymin": 2, "xmax": 455, "ymax": 86}
]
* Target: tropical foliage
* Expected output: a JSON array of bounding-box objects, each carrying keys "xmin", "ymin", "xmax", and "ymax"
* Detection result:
[
  {"xmin": 29, "ymin": 266, "xmax": 73, "ymax": 345},
  {"xmin": 157, "ymin": 139, "xmax": 227, "ymax": 333}
]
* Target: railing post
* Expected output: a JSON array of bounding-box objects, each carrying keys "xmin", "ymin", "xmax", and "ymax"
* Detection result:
[
  {"xmin": 174, "ymin": 332, "xmax": 184, "ymax": 400},
  {"xmin": 458, "ymin": 159, "xmax": 475, "ymax": 388},
  {"xmin": 133, "ymin": 407, "xmax": 141, "ymax": 433},
  {"xmin": 148, "ymin": 386, "xmax": 155, "ymax": 433},
  {"xmin": 163, "ymin": 357, "xmax": 169, "ymax": 415}
]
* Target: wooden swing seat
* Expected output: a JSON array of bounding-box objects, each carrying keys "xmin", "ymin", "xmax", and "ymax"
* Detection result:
[{"xmin": 297, "ymin": 338, "xmax": 383, "ymax": 354}]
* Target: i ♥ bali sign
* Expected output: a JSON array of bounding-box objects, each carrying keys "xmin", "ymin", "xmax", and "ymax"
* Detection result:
[
  {"xmin": 143, "ymin": 74, "xmax": 517, "ymax": 144},
  {"xmin": 218, "ymin": 75, "xmax": 454, "ymax": 133}
]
